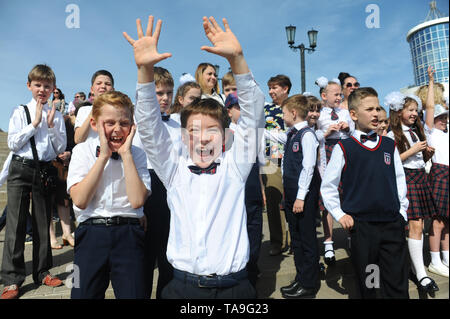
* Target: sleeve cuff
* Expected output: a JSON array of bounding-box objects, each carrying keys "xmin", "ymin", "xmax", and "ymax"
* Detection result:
[{"xmin": 136, "ymin": 82, "xmax": 156, "ymax": 99}]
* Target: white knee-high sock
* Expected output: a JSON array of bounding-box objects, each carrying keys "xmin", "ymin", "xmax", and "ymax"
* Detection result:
[
  {"xmin": 408, "ymin": 237, "xmax": 431, "ymax": 286},
  {"xmin": 442, "ymin": 251, "xmax": 449, "ymax": 267},
  {"xmin": 430, "ymin": 251, "xmax": 443, "ymax": 267},
  {"xmin": 324, "ymin": 241, "xmax": 334, "ymax": 258}
]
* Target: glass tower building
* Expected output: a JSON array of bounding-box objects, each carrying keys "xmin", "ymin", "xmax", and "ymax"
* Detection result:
[{"xmin": 406, "ymin": 9, "xmax": 449, "ymax": 87}]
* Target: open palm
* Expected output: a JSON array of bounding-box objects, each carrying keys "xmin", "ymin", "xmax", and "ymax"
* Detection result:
[
  {"xmin": 123, "ymin": 16, "xmax": 172, "ymax": 68},
  {"xmin": 201, "ymin": 17, "xmax": 243, "ymax": 59}
]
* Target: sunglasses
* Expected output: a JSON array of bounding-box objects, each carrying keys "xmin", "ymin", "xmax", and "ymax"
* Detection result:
[{"xmin": 346, "ymin": 82, "xmax": 360, "ymax": 88}]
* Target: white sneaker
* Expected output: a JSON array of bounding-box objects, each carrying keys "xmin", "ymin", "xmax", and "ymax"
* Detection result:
[
  {"xmin": 428, "ymin": 263, "xmax": 449, "ymax": 278},
  {"xmin": 443, "ymin": 260, "xmax": 448, "ymax": 268}
]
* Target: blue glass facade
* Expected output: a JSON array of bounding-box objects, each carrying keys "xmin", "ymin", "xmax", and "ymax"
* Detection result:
[{"xmin": 408, "ymin": 22, "xmax": 449, "ymax": 86}]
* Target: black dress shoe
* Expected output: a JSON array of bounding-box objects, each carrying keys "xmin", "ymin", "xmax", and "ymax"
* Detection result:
[
  {"xmin": 324, "ymin": 249, "xmax": 336, "ymax": 266},
  {"xmin": 418, "ymin": 276, "xmax": 439, "ymax": 296},
  {"xmin": 280, "ymin": 281, "xmax": 301, "ymax": 294},
  {"xmin": 281, "ymin": 285, "xmax": 316, "ymax": 299}
]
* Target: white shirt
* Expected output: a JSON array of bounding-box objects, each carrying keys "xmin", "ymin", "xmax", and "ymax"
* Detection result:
[
  {"xmin": 387, "ymin": 125, "xmax": 425, "ymax": 169},
  {"xmin": 424, "ymin": 124, "xmax": 449, "ymax": 166},
  {"xmin": 135, "ymin": 72, "xmax": 265, "ymax": 276},
  {"xmin": 67, "ymin": 137, "xmax": 151, "ymax": 223},
  {"xmin": 74, "ymin": 104, "xmax": 98, "ymax": 142},
  {"xmin": 8, "ymin": 99, "xmax": 66, "ymax": 161},
  {"xmin": 317, "ymin": 106, "xmax": 354, "ymax": 140},
  {"xmin": 201, "ymin": 91, "xmax": 226, "ymax": 107},
  {"xmin": 0, "ymin": 152, "xmax": 12, "ymax": 187},
  {"xmin": 229, "ymin": 121, "xmax": 266, "ymax": 167},
  {"xmin": 321, "ymin": 130, "xmax": 409, "ymax": 222}
]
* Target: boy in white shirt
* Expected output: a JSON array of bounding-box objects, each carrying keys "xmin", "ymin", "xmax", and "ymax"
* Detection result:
[
  {"xmin": 67, "ymin": 91, "xmax": 151, "ymax": 299},
  {"xmin": 1, "ymin": 64, "xmax": 66, "ymax": 299},
  {"xmin": 124, "ymin": 15, "xmax": 264, "ymax": 298}
]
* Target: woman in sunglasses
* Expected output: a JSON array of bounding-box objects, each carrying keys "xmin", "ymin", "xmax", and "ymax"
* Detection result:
[{"xmin": 338, "ymin": 72, "xmax": 360, "ymax": 110}]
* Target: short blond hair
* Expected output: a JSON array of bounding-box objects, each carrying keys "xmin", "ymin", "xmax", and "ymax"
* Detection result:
[
  {"xmin": 415, "ymin": 82, "xmax": 445, "ymax": 106},
  {"xmin": 282, "ymin": 94, "xmax": 309, "ymax": 120},
  {"xmin": 92, "ymin": 91, "xmax": 134, "ymax": 122},
  {"xmin": 28, "ymin": 64, "xmax": 56, "ymax": 86}
]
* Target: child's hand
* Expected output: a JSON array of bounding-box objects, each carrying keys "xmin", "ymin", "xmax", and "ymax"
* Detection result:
[
  {"xmin": 338, "ymin": 121, "xmax": 349, "ymax": 132},
  {"xmin": 97, "ymin": 120, "xmax": 112, "ymax": 160},
  {"xmin": 123, "ymin": 15, "xmax": 172, "ymax": 68},
  {"xmin": 293, "ymin": 199, "xmax": 304, "ymax": 214},
  {"xmin": 118, "ymin": 124, "xmax": 136, "ymax": 157},
  {"xmin": 201, "ymin": 17, "xmax": 243, "ymax": 59},
  {"xmin": 427, "ymin": 66, "xmax": 435, "ymax": 83},
  {"xmin": 338, "ymin": 214, "xmax": 354, "ymax": 230},
  {"xmin": 32, "ymin": 100, "xmax": 43, "ymax": 128},
  {"xmin": 47, "ymin": 103, "xmax": 56, "ymax": 128},
  {"xmin": 324, "ymin": 124, "xmax": 340, "ymax": 138},
  {"xmin": 424, "ymin": 145, "xmax": 435, "ymax": 159},
  {"xmin": 411, "ymin": 140, "xmax": 427, "ymax": 154}
]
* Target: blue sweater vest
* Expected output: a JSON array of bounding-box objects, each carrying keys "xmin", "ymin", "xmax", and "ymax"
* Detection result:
[{"xmin": 338, "ymin": 136, "xmax": 400, "ymax": 222}]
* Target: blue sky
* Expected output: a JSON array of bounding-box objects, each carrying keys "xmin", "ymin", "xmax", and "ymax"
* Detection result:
[{"xmin": 0, "ymin": 0, "xmax": 448, "ymax": 131}]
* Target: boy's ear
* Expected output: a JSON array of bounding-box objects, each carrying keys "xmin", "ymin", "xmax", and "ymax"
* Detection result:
[
  {"xmin": 90, "ymin": 117, "xmax": 98, "ymax": 132},
  {"xmin": 349, "ymin": 109, "xmax": 358, "ymax": 122},
  {"xmin": 26, "ymin": 82, "xmax": 31, "ymax": 90}
]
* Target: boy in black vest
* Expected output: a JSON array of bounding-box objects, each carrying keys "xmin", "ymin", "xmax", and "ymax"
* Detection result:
[
  {"xmin": 279, "ymin": 95, "xmax": 321, "ymax": 298},
  {"xmin": 321, "ymin": 87, "xmax": 410, "ymax": 299}
]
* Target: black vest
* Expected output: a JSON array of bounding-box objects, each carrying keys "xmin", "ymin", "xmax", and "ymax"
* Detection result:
[
  {"xmin": 282, "ymin": 126, "xmax": 320, "ymax": 203},
  {"xmin": 339, "ymin": 136, "xmax": 400, "ymax": 222}
]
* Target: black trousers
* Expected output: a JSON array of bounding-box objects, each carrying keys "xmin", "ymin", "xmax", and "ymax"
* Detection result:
[
  {"xmin": 1, "ymin": 159, "xmax": 53, "ymax": 286},
  {"xmin": 349, "ymin": 217, "xmax": 409, "ymax": 299},
  {"xmin": 284, "ymin": 179, "xmax": 320, "ymax": 290},
  {"xmin": 245, "ymin": 200, "xmax": 263, "ymax": 287},
  {"xmin": 143, "ymin": 170, "xmax": 173, "ymax": 299},
  {"xmin": 71, "ymin": 223, "xmax": 146, "ymax": 299},
  {"xmin": 161, "ymin": 272, "xmax": 256, "ymax": 299}
]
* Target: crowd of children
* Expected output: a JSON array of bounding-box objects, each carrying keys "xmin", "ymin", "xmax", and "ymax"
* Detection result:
[{"xmin": 0, "ymin": 15, "xmax": 448, "ymax": 300}]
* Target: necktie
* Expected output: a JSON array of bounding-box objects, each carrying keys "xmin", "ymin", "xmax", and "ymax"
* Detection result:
[
  {"xmin": 331, "ymin": 108, "xmax": 339, "ymax": 121},
  {"xmin": 408, "ymin": 128, "xmax": 418, "ymax": 143},
  {"xmin": 162, "ymin": 114, "xmax": 170, "ymax": 122},
  {"xmin": 360, "ymin": 132, "xmax": 378, "ymax": 143},
  {"xmin": 287, "ymin": 127, "xmax": 298, "ymax": 141},
  {"xmin": 96, "ymin": 146, "xmax": 120, "ymax": 160},
  {"xmin": 188, "ymin": 162, "xmax": 220, "ymax": 175}
]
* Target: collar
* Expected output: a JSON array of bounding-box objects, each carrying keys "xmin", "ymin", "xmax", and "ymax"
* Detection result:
[
  {"xmin": 401, "ymin": 124, "xmax": 413, "ymax": 132},
  {"xmin": 292, "ymin": 121, "xmax": 308, "ymax": 131}
]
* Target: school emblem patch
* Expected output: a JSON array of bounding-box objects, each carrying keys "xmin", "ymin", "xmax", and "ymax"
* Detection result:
[
  {"xmin": 292, "ymin": 142, "xmax": 299, "ymax": 152},
  {"xmin": 384, "ymin": 152, "xmax": 391, "ymax": 165}
]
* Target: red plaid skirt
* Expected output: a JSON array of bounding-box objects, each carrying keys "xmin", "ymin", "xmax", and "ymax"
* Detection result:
[
  {"xmin": 428, "ymin": 163, "xmax": 449, "ymax": 219},
  {"xmin": 405, "ymin": 168, "xmax": 436, "ymax": 220},
  {"xmin": 325, "ymin": 139, "xmax": 340, "ymax": 164}
]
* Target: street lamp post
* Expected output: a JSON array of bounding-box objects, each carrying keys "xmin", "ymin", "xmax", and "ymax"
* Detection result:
[{"xmin": 285, "ymin": 25, "xmax": 318, "ymax": 93}]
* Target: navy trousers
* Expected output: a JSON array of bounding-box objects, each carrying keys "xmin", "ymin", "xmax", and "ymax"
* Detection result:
[
  {"xmin": 245, "ymin": 200, "xmax": 263, "ymax": 287},
  {"xmin": 71, "ymin": 222, "xmax": 146, "ymax": 299},
  {"xmin": 284, "ymin": 175, "xmax": 320, "ymax": 290},
  {"xmin": 143, "ymin": 170, "xmax": 173, "ymax": 299}
]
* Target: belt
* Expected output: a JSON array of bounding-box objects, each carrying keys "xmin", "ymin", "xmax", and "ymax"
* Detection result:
[
  {"xmin": 80, "ymin": 216, "xmax": 140, "ymax": 226},
  {"xmin": 12, "ymin": 155, "xmax": 52, "ymax": 168},
  {"xmin": 173, "ymin": 268, "xmax": 248, "ymax": 288}
]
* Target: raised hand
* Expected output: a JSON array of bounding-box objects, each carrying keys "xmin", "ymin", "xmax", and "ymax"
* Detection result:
[
  {"xmin": 32, "ymin": 99, "xmax": 43, "ymax": 128},
  {"xmin": 201, "ymin": 17, "xmax": 249, "ymax": 74},
  {"xmin": 427, "ymin": 66, "xmax": 435, "ymax": 83},
  {"xmin": 123, "ymin": 15, "xmax": 172, "ymax": 68},
  {"xmin": 47, "ymin": 103, "xmax": 56, "ymax": 128},
  {"xmin": 97, "ymin": 120, "xmax": 112, "ymax": 160},
  {"xmin": 118, "ymin": 124, "xmax": 136, "ymax": 156}
]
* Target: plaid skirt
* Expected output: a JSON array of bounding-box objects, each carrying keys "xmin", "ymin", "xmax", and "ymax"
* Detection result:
[
  {"xmin": 325, "ymin": 139, "xmax": 340, "ymax": 164},
  {"xmin": 405, "ymin": 168, "xmax": 436, "ymax": 220},
  {"xmin": 428, "ymin": 163, "xmax": 449, "ymax": 219}
]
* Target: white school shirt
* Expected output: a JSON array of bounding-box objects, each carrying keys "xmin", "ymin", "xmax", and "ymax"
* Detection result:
[
  {"xmin": 424, "ymin": 124, "xmax": 449, "ymax": 166},
  {"xmin": 135, "ymin": 72, "xmax": 265, "ymax": 276},
  {"xmin": 8, "ymin": 99, "xmax": 67, "ymax": 161},
  {"xmin": 66, "ymin": 137, "xmax": 151, "ymax": 223},
  {"xmin": 317, "ymin": 106, "xmax": 354, "ymax": 140},
  {"xmin": 74, "ymin": 104, "xmax": 98, "ymax": 142},
  {"xmin": 387, "ymin": 125, "xmax": 425, "ymax": 169},
  {"xmin": 229, "ymin": 121, "xmax": 266, "ymax": 167},
  {"xmin": 321, "ymin": 130, "xmax": 409, "ymax": 222}
]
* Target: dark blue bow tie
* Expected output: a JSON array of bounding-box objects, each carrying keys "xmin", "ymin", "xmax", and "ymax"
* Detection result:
[
  {"xmin": 96, "ymin": 146, "xmax": 120, "ymax": 160},
  {"xmin": 360, "ymin": 132, "xmax": 377, "ymax": 143},
  {"xmin": 162, "ymin": 114, "xmax": 170, "ymax": 122},
  {"xmin": 188, "ymin": 162, "xmax": 220, "ymax": 175},
  {"xmin": 287, "ymin": 127, "xmax": 298, "ymax": 140}
]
